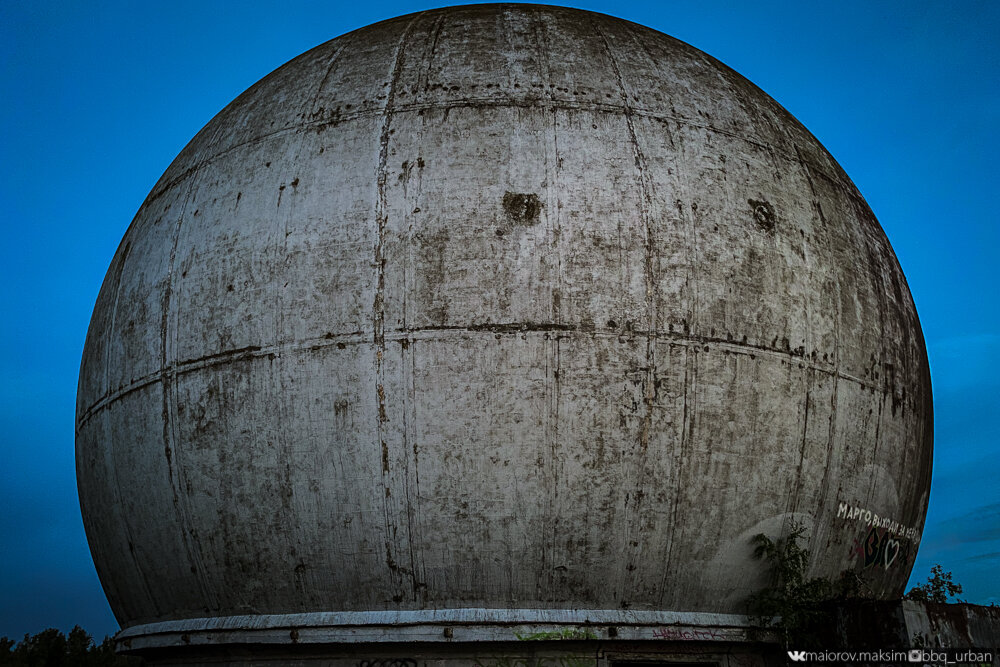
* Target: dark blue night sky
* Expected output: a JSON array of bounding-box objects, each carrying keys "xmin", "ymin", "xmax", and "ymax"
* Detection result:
[{"xmin": 1, "ymin": 0, "xmax": 997, "ymax": 640}]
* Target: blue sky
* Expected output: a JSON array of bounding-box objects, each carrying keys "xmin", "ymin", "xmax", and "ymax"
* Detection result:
[{"xmin": 1, "ymin": 0, "xmax": 997, "ymax": 641}]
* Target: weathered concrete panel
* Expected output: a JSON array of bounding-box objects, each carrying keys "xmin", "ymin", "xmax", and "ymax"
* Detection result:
[{"xmin": 77, "ymin": 4, "xmax": 932, "ymax": 631}]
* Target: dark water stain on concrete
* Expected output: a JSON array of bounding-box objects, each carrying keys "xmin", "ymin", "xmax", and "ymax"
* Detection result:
[{"xmin": 502, "ymin": 191, "xmax": 542, "ymax": 226}]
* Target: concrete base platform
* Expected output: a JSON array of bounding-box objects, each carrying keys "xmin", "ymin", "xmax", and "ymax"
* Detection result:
[{"xmin": 116, "ymin": 609, "xmax": 780, "ymax": 666}]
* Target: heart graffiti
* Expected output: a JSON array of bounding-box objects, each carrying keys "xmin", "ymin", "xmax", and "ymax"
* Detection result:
[
  {"xmin": 859, "ymin": 526, "xmax": 907, "ymax": 571},
  {"xmin": 883, "ymin": 538, "xmax": 900, "ymax": 570}
]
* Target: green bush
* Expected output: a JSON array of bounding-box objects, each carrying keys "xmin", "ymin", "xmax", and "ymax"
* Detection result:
[
  {"xmin": 745, "ymin": 525, "xmax": 839, "ymax": 648},
  {"xmin": 904, "ymin": 564, "xmax": 963, "ymax": 603}
]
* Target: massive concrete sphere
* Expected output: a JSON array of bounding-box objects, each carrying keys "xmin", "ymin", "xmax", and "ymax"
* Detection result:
[{"xmin": 77, "ymin": 4, "xmax": 932, "ymax": 631}]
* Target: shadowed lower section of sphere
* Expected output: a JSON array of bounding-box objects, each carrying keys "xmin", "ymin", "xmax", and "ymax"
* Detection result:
[{"xmin": 76, "ymin": 3, "xmax": 932, "ymax": 631}]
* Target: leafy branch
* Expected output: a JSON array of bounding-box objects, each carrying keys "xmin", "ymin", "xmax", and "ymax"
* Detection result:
[
  {"xmin": 904, "ymin": 564, "xmax": 963, "ymax": 603},
  {"xmin": 745, "ymin": 525, "xmax": 841, "ymax": 648}
]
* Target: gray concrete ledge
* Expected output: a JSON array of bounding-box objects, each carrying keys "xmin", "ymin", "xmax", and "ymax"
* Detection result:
[{"xmin": 116, "ymin": 608, "xmax": 768, "ymax": 650}]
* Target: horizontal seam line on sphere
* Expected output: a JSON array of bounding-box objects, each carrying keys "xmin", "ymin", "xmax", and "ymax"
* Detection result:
[
  {"xmin": 140, "ymin": 97, "xmax": 854, "ymax": 208},
  {"xmin": 77, "ymin": 326, "xmax": 892, "ymax": 429}
]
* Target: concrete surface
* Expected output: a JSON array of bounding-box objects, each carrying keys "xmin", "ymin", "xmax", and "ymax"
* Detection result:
[
  {"xmin": 832, "ymin": 600, "xmax": 1000, "ymax": 651},
  {"xmin": 76, "ymin": 3, "xmax": 933, "ymax": 634},
  {"xmin": 115, "ymin": 602, "xmax": 1000, "ymax": 666},
  {"xmin": 114, "ymin": 608, "xmax": 763, "ymax": 648}
]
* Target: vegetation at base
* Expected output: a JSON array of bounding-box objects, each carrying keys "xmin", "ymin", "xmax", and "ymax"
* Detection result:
[
  {"xmin": 904, "ymin": 564, "xmax": 964, "ymax": 603},
  {"xmin": 514, "ymin": 628, "xmax": 598, "ymax": 641},
  {"xmin": 0, "ymin": 626, "xmax": 142, "ymax": 666},
  {"xmin": 474, "ymin": 658, "xmax": 596, "ymax": 667},
  {"xmin": 747, "ymin": 524, "xmax": 970, "ymax": 649},
  {"xmin": 745, "ymin": 525, "xmax": 845, "ymax": 648}
]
